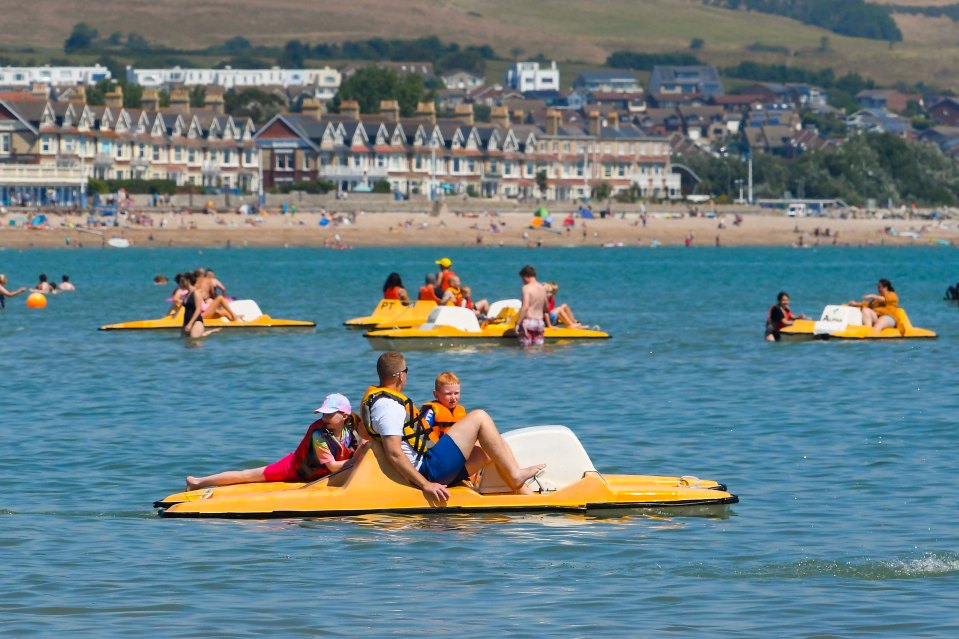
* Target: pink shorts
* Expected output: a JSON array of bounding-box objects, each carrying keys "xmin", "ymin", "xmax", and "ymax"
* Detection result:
[{"xmin": 263, "ymin": 451, "xmax": 298, "ymax": 482}]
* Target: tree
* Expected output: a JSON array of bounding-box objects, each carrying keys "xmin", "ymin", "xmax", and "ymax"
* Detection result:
[
  {"xmin": 334, "ymin": 67, "xmax": 429, "ymax": 116},
  {"xmin": 189, "ymin": 86, "xmax": 206, "ymax": 108},
  {"xmin": 593, "ymin": 182, "xmax": 613, "ymax": 201},
  {"xmin": 536, "ymin": 170, "xmax": 548, "ymax": 196},
  {"xmin": 223, "ymin": 36, "xmax": 251, "ymax": 54},
  {"xmin": 690, "ymin": 38, "xmax": 705, "ymax": 50},
  {"xmin": 64, "ymin": 23, "xmax": 98, "ymax": 53}
]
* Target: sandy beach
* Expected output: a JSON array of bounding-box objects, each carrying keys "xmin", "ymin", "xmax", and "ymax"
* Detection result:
[{"xmin": 1, "ymin": 206, "xmax": 957, "ymax": 249}]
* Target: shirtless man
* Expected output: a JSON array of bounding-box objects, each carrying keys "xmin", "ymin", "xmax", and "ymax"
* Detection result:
[
  {"xmin": 515, "ymin": 265, "xmax": 548, "ymax": 346},
  {"xmin": 195, "ymin": 268, "xmax": 237, "ymax": 321}
]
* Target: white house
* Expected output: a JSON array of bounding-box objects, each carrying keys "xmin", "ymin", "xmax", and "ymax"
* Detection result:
[
  {"xmin": 126, "ymin": 65, "xmax": 341, "ymax": 98},
  {"xmin": 0, "ymin": 65, "xmax": 112, "ymax": 87},
  {"xmin": 505, "ymin": 61, "xmax": 560, "ymax": 93}
]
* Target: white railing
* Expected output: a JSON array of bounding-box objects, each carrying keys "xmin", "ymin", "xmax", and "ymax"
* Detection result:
[
  {"xmin": 321, "ymin": 166, "xmax": 388, "ymax": 179},
  {"xmin": 0, "ymin": 164, "xmax": 85, "ymax": 185}
]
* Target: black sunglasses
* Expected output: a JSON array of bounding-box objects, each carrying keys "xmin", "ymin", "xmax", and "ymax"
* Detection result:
[{"xmin": 393, "ymin": 367, "xmax": 408, "ymax": 377}]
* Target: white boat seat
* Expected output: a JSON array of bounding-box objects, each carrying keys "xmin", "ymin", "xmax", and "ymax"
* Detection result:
[
  {"xmin": 813, "ymin": 304, "xmax": 863, "ymax": 335},
  {"xmin": 487, "ymin": 299, "xmax": 521, "ymax": 321},
  {"xmin": 230, "ymin": 299, "xmax": 264, "ymax": 322},
  {"xmin": 419, "ymin": 306, "xmax": 481, "ymax": 332},
  {"xmin": 475, "ymin": 425, "xmax": 597, "ymax": 494}
]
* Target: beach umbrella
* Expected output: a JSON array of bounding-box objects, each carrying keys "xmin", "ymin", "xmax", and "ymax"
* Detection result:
[
  {"xmin": 30, "ymin": 214, "xmax": 48, "ymax": 226},
  {"xmin": 579, "ymin": 208, "xmax": 595, "ymax": 219},
  {"xmin": 536, "ymin": 207, "xmax": 548, "ymax": 217}
]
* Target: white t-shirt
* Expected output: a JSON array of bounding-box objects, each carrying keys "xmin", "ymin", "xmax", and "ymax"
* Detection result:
[{"xmin": 369, "ymin": 396, "xmax": 422, "ymax": 468}]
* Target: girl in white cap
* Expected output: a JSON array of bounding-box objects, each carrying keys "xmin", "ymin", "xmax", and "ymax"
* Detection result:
[{"xmin": 186, "ymin": 393, "xmax": 362, "ymax": 490}]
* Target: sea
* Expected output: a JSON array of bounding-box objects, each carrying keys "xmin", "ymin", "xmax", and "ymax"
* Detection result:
[{"xmin": 1, "ymin": 244, "xmax": 957, "ymax": 637}]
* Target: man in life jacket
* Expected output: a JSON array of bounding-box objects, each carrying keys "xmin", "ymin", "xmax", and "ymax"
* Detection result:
[
  {"xmin": 765, "ymin": 291, "xmax": 806, "ymax": 341},
  {"xmin": 418, "ymin": 273, "xmax": 441, "ymax": 303},
  {"xmin": 362, "ymin": 351, "xmax": 545, "ymax": 503},
  {"xmin": 185, "ymin": 393, "xmax": 360, "ymax": 490},
  {"xmin": 434, "ymin": 257, "xmax": 456, "ymax": 292}
]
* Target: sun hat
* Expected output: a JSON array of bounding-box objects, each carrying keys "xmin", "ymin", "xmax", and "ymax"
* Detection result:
[
  {"xmin": 314, "ymin": 393, "xmax": 352, "ymax": 414},
  {"xmin": 435, "ymin": 257, "xmax": 452, "ymax": 268}
]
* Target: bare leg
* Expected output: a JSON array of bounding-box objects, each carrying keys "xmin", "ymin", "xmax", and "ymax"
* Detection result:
[
  {"xmin": 203, "ymin": 296, "xmax": 237, "ymax": 321},
  {"xmin": 475, "ymin": 299, "xmax": 490, "ymax": 316},
  {"xmin": 447, "ymin": 410, "xmax": 545, "ymax": 493},
  {"xmin": 765, "ymin": 333, "xmax": 776, "ymax": 342},
  {"xmin": 557, "ymin": 304, "xmax": 582, "ymax": 328},
  {"xmin": 186, "ymin": 466, "xmax": 267, "ymax": 490},
  {"xmin": 874, "ymin": 315, "xmax": 896, "ymax": 331},
  {"xmin": 860, "ymin": 307, "xmax": 878, "ymax": 327}
]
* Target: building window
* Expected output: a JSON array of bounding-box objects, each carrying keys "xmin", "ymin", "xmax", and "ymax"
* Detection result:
[
  {"xmin": 244, "ymin": 150, "xmax": 253, "ymax": 164},
  {"xmin": 188, "ymin": 148, "xmax": 196, "ymax": 163},
  {"xmin": 209, "ymin": 150, "xmax": 217, "ymax": 163},
  {"xmin": 174, "ymin": 146, "xmax": 182, "ymax": 161},
  {"xmin": 0, "ymin": 133, "xmax": 9, "ymax": 154},
  {"xmin": 276, "ymin": 152, "xmax": 292, "ymax": 170},
  {"xmin": 152, "ymin": 146, "xmax": 160, "ymax": 161},
  {"xmin": 41, "ymin": 136, "xmax": 52, "ymax": 153},
  {"xmin": 453, "ymin": 158, "xmax": 460, "ymax": 172},
  {"xmin": 490, "ymin": 159, "xmax": 497, "ymax": 173},
  {"xmin": 223, "ymin": 150, "xmax": 231, "ymax": 164}
]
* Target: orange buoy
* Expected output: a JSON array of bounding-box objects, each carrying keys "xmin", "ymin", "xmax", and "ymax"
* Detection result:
[{"xmin": 26, "ymin": 292, "xmax": 46, "ymax": 309}]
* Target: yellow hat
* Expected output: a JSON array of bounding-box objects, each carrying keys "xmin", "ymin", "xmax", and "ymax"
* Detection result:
[{"xmin": 435, "ymin": 257, "xmax": 452, "ymax": 268}]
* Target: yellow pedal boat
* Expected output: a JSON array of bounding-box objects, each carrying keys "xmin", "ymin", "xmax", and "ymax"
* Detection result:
[
  {"xmin": 344, "ymin": 299, "xmax": 437, "ymax": 330},
  {"xmin": 154, "ymin": 425, "xmax": 737, "ymax": 519},
  {"xmin": 365, "ymin": 302, "xmax": 609, "ymax": 349},
  {"xmin": 780, "ymin": 304, "xmax": 936, "ymax": 340},
  {"xmin": 99, "ymin": 300, "xmax": 315, "ymax": 330}
]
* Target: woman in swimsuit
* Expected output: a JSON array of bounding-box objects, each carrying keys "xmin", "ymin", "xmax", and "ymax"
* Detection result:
[
  {"xmin": 181, "ymin": 272, "xmax": 207, "ymax": 338},
  {"xmin": 0, "ymin": 274, "xmax": 27, "ymax": 309}
]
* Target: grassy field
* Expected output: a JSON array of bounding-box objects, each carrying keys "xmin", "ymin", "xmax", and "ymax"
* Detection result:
[{"xmin": 2, "ymin": 0, "xmax": 959, "ymax": 89}]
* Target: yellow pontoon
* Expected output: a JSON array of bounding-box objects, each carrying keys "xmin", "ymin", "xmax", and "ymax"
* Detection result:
[
  {"xmin": 365, "ymin": 301, "xmax": 609, "ymax": 349},
  {"xmin": 344, "ymin": 299, "xmax": 437, "ymax": 330},
  {"xmin": 780, "ymin": 304, "xmax": 936, "ymax": 340},
  {"xmin": 154, "ymin": 425, "xmax": 736, "ymax": 519},
  {"xmin": 99, "ymin": 300, "xmax": 315, "ymax": 330}
]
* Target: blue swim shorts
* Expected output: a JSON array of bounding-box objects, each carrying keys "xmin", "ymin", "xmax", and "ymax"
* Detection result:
[{"xmin": 420, "ymin": 435, "xmax": 469, "ymax": 485}]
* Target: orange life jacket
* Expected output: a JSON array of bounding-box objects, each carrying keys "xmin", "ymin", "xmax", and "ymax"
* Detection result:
[
  {"xmin": 383, "ymin": 286, "xmax": 402, "ymax": 300},
  {"xmin": 418, "ymin": 401, "xmax": 467, "ymax": 443},
  {"xmin": 418, "ymin": 285, "xmax": 440, "ymax": 302},
  {"xmin": 291, "ymin": 418, "xmax": 357, "ymax": 481}
]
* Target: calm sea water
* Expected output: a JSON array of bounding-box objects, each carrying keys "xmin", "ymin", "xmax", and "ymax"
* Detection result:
[{"xmin": 2, "ymin": 244, "xmax": 958, "ymax": 637}]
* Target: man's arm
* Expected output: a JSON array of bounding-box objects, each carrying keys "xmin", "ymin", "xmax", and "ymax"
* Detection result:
[
  {"xmin": 381, "ymin": 436, "xmax": 450, "ymax": 502},
  {"xmin": 515, "ymin": 285, "xmax": 530, "ymax": 327}
]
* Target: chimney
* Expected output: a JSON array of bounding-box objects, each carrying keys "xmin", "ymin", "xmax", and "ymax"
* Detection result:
[
  {"xmin": 609, "ymin": 112, "xmax": 619, "ymax": 130},
  {"xmin": 301, "ymin": 97, "xmax": 323, "ymax": 120},
  {"xmin": 415, "ymin": 101, "xmax": 436, "ymax": 125},
  {"xmin": 341, "ymin": 99, "xmax": 360, "ymax": 120},
  {"xmin": 204, "ymin": 86, "xmax": 225, "ymax": 115},
  {"xmin": 105, "ymin": 85, "xmax": 124, "ymax": 109},
  {"xmin": 588, "ymin": 110, "xmax": 601, "ymax": 136},
  {"xmin": 491, "ymin": 105, "xmax": 509, "ymax": 129},
  {"xmin": 379, "ymin": 99, "xmax": 400, "ymax": 122},
  {"xmin": 454, "ymin": 103, "xmax": 474, "ymax": 125},
  {"xmin": 73, "ymin": 83, "xmax": 87, "ymax": 105},
  {"xmin": 31, "ymin": 82, "xmax": 50, "ymax": 100},
  {"xmin": 546, "ymin": 109, "xmax": 561, "ymax": 136},
  {"xmin": 170, "ymin": 87, "xmax": 190, "ymax": 114},
  {"xmin": 511, "ymin": 109, "xmax": 525, "ymax": 124},
  {"xmin": 141, "ymin": 88, "xmax": 159, "ymax": 112}
]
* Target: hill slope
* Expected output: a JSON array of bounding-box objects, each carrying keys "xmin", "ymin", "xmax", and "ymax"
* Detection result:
[{"xmin": 4, "ymin": 0, "xmax": 959, "ymax": 89}]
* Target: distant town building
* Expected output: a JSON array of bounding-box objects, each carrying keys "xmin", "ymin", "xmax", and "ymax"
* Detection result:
[
  {"xmin": 855, "ymin": 89, "xmax": 919, "ymax": 114},
  {"xmin": 505, "ymin": 61, "xmax": 560, "ymax": 93},
  {"xmin": 648, "ymin": 65, "xmax": 723, "ymax": 98},
  {"xmin": 0, "ymin": 65, "xmax": 112, "ymax": 87},
  {"xmin": 441, "ymin": 70, "xmax": 484, "ymax": 91},
  {"xmin": 126, "ymin": 66, "xmax": 341, "ymax": 99},
  {"xmin": 572, "ymin": 70, "xmax": 640, "ymax": 93}
]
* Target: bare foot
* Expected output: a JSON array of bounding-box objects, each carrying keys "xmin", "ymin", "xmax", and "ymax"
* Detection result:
[
  {"xmin": 186, "ymin": 476, "xmax": 201, "ymax": 490},
  {"xmin": 511, "ymin": 464, "xmax": 546, "ymax": 494}
]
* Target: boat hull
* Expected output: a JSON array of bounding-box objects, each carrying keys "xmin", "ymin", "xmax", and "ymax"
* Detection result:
[
  {"xmin": 344, "ymin": 299, "xmax": 437, "ymax": 330},
  {"xmin": 100, "ymin": 308, "xmax": 315, "ymax": 330},
  {"xmin": 155, "ymin": 436, "xmax": 736, "ymax": 520}
]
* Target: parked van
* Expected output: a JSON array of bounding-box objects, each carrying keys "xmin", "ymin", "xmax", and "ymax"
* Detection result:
[{"xmin": 786, "ymin": 203, "xmax": 807, "ymax": 217}]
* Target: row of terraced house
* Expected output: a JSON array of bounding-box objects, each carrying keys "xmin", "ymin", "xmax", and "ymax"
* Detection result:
[{"xmin": 0, "ymin": 86, "xmax": 680, "ymax": 206}]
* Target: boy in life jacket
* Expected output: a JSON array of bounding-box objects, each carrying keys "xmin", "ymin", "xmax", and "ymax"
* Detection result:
[
  {"xmin": 420, "ymin": 371, "xmax": 492, "ymax": 479},
  {"xmin": 185, "ymin": 393, "xmax": 361, "ymax": 490}
]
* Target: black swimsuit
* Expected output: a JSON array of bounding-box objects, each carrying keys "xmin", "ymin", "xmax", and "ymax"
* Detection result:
[{"xmin": 183, "ymin": 292, "xmax": 199, "ymax": 328}]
